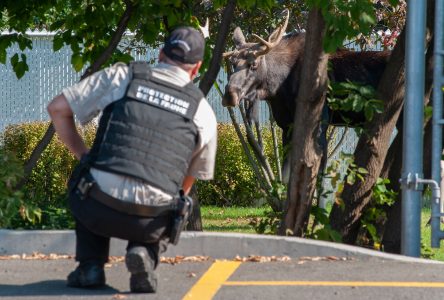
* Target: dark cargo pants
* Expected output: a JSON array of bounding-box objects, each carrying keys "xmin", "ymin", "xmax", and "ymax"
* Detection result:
[{"xmin": 68, "ymin": 190, "xmax": 171, "ymax": 267}]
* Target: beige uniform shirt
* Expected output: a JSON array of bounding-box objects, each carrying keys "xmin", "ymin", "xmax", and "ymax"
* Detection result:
[{"xmin": 62, "ymin": 62, "xmax": 217, "ymax": 205}]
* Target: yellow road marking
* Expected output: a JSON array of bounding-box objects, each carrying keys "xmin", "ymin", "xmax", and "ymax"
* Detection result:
[
  {"xmin": 224, "ymin": 281, "xmax": 444, "ymax": 288},
  {"xmin": 183, "ymin": 260, "xmax": 241, "ymax": 299},
  {"xmin": 183, "ymin": 261, "xmax": 444, "ymax": 299}
]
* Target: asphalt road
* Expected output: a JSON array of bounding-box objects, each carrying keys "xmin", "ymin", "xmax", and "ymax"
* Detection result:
[{"xmin": 2, "ymin": 256, "xmax": 444, "ymax": 300}]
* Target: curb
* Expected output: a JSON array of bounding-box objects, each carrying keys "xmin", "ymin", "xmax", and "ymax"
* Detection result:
[{"xmin": 0, "ymin": 229, "xmax": 439, "ymax": 264}]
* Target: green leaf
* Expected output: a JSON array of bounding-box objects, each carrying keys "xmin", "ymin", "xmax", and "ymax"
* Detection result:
[
  {"xmin": 376, "ymin": 184, "xmax": 387, "ymax": 193},
  {"xmin": 424, "ymin": 105, "xmax": 433, "ymax": 119},
  {"xmin": 346, "ymin": 172, "xmax": 355, "ymax": 185},
  {"xmin": 17, "ymin": 36, "xmax": 32, "ymax": 51},
  {"xmin": 53, "ymin": 34, "xmax": 64, "ymax": 52},
  {"xmin": 0, "ymin": 35, "xmax": 14, "ymax": 50},
  {"xmin": 49, "ymin": 20, "xmax": 66, "ymax": 31},
  {"xmin": 313, "ymin": 228, "xmax": 330, "ymax": 241},
  {"xmin": 10, "ymin": 53, "xmax": 19, "ymax": 66},
  {"xmin": 358, "ymin": 85, "xmax": 375, "ymax": 98},
  {"xmin": 329, "ymin": 229, "xmax": 342, "ymax": 242},
  {"xmin": 359, "ymin": 12, "xmax": 376, "ymax": 25},
  {"xmin": 352, "ymin": 94, "xmax": 364, "ymax": 111},
  {"xmin": 167, "ymin": 13, "xmax": 178, "ymax": 27},
  {"xmin": 341, "ymin": 81, "xmax": 359, "ymax": 91},
  {"xmin": 364, "ymin": 223, "xmax": 378, "ymax": 243},
  {"xmin": 364, "ymin": 105, "xmax": 374, "ymax": 121},
  {"xmin": 0, "ymin": 49, "xmax": 6, "ymax": 64},
  {"xmin": 357, "ymin": 168, "xmax": 368, "ymax": 175},
  {"xmin": 13, "ymin": 60, "xmax": 29, "ymax": 79},
  {"xmin": 71, "ymin": 53, "xmax": 84, "ymax": 72}
]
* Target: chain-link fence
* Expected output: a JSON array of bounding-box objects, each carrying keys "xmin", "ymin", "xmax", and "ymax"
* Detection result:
[
  {"xmin": 0, "ymin": 32, "xmax": 271, "ymax": 133},
  {"xmin": 2, "ymin": 31, "xmax": 387, "ymax": 210}
]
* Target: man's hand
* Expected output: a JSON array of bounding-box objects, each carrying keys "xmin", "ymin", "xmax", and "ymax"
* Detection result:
[{"xmin": 47, "ymin": 94, "xmax": 89, "ymax": 160}]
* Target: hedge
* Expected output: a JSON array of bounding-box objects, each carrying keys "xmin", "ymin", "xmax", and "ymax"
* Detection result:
[
  {"xmin": 0, "ymin": 121, "xmax": 281, "ymax": 229},
  {"xmin": 197, "ymin": 123, "xmax": 281, "ymax": 206}
]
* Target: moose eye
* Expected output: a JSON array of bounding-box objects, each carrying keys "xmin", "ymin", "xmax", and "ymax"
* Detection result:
[{"xmin": 249, "ymin": 61, "xmax": 258, "ymax": 70}]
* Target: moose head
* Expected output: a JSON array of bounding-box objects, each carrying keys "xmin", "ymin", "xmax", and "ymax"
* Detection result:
[
  {"xmin": 222, "ymin": 8, "xmax": 391, "ymax": 154},
  {"xmin": 222, "ymin": 9, "xmax": 291, "ymax": 108}
]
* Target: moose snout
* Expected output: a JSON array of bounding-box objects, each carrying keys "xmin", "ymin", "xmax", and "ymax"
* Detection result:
[{"xmin": 222, "ymin": 86, "xmax": 240, "ymax": 107}]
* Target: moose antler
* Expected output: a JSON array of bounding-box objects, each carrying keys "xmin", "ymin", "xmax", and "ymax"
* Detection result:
[
  {"xmin": 222, "ymin": 50, "xmax": 236, "ymax": 58},
  {"xmin": 252, "ymin": 9, "xmax": 290, "ymax": 57},
  {"xmin": 222, "ymin": 9, "xmax": 290, "ymax": 59},
  {"xmin": 199, "ymin": 17, "xmax": 210, "ymax": 38}
]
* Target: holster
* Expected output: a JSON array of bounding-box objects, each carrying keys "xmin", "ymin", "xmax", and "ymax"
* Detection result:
[
  {"xmin": 68, "ymin": 154, "xmax": 94, "ymax": 199},
  {"xmin": 169, "ymin": 190, "xmax": 193, "ymax": 245}
]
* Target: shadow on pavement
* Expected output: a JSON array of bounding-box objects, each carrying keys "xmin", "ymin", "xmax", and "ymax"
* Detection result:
[{"xmin": 0, "ymin": 280, "xmax": 121, "ymax": 297}]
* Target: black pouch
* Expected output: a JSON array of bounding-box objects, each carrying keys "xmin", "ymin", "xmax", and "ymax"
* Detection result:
[
  {"xmin": 68, "ymin": 154, "xmax": 93, "ymax": 198},
  {"xmin": 68, "ymin": 154, "xmax": 95, "ymax": 200}
]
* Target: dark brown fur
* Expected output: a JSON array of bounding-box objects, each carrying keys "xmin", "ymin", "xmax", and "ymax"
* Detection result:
[{"xmin": 223, "ymin": 32, "xmax": 391, "ymax": 146}]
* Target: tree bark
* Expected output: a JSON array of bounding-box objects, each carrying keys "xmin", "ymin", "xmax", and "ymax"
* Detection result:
[
  {"xmin": 186, "ymin": 185, "xmax": 203, "ymax": 231},
  {"xmin": 14, "ymin": 2, "xmax": 135, "ymax": 191},
  {"xmin": 279, "ymin": 8, "xmax": 328, "ymax": 236},
  {"xmin": 379, "ymin": 129, "xmax": 403, "ymax": 252},
  {"xmin": 329, "ymin": 27, "xmax": 407, "ymax": 244},
  {"xmin": 330, "ymin": 2, "xmax": 435, "ymax": 244},
  {"xmin": 198, "ymin": 0, "xmax": 236, "ymax": 95},
  {"xmin": 185, "ymin": 1, "xmax": 237, "ymax": 231}
]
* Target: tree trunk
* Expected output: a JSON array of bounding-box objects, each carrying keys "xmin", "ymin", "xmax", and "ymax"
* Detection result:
[
  {"xmin": 329, "ymin": 27, "xmax": 407, "ymax": 244},
  {"xmin": 279, "ymin": 8, "xmax": 328, "ymax": 236},
  {"xmin": 14, "ymin": 1, "xmax": 135, "ymax": 191},
  {"xmin": 184, "ymin": 1, "xmax": 236, "ymax": 231},
  {"xmin": 379, "ymin": 129, "xmax": 403, "ymax": 253},
  {"xmin": 330, "ymin": 0, "xmax": 435, "ymax": 244},
  {"xmin": 186, "ymin": 185, "xmax": 203, "ymax": 231},
  {"xmin": 198, "ymin": 0, "xmax": 236, "ymax": 95}
]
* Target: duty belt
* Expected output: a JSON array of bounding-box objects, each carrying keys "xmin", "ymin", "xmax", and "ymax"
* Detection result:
[
  {"xmin": 76, "ymin": 176, "xmax": 176, "ymax": 217},
  {"xmin": 91, "ymin": 185, "xmax": 175, "ymax": 217},
  {"xmin": 74, "ymin": 172, "xmax": 192, "ymax": 245}
]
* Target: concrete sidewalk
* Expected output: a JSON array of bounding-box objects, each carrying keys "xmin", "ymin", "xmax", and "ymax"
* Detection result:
[{"xmin": 0, "ymin": 229, "xmax": 439, "ymax": 264}]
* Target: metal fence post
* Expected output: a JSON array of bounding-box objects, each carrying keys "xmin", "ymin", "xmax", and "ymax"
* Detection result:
[
  {"xmin": 401, "ymin": 0, "xmax": 427, "ymax": 257},
  {"xmin": 431, "ymin": 0, "xmax": 444, "ymax": 248}
]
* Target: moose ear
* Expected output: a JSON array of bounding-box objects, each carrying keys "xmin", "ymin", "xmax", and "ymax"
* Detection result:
[{"xmin": 233, "ymin": 27, "xmax": 246, "ymax": 48}]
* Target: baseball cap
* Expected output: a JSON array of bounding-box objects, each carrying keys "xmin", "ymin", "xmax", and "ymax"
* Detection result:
[{"xmin": 163, "ymin": 26, "xmax": 205, "ymax": 64}]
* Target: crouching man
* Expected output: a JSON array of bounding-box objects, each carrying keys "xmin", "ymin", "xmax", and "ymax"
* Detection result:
[{"xmin": 47, "ymin": 26, "xmax": 217, "ymax": 293}]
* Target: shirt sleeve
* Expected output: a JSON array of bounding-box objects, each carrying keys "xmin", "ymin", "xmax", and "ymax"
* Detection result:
[
  {"xmin": 62, "ymin": 62, "xmax": 131, "ymax": 125},
  {"xmin": 187, "ymin": 98, "xmax": 218, "ymax": 180}
]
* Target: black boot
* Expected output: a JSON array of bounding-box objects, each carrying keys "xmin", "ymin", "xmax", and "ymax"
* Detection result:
[
  {"xmin": 67, "ymin": 261, "xmax": 106, "ymax": 288},
  {"xmin": 125, "ymin": 246, "xmax": 157, "ymax": 293}
]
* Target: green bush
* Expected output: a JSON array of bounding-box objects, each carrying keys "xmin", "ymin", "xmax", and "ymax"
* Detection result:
[
  {"xmin": 1, "ymin": 121, "xmax": 280, "ymax": 228},
  {"xmin": 0, "ymin": 148, "xmax": 41, "ymax": 227},
  {"xmin": 1, "ymin": 121, "xmax": 96, "ymax": 229},
  {"xmin": 196, "ymin": 123, "xmax": 281, "ymax": 207}
]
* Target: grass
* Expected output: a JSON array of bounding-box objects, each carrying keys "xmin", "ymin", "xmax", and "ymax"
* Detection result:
[
  {"xmin": 200, "ymin": 205, "xmax": 444, "ymax": 262},
  {"xmin": 201, "ymin": 206, "xmax": 270, "ymax": 234},
  {"xmin": 421, "ymin": 208, "xmax": 444, "ymax": 261}
]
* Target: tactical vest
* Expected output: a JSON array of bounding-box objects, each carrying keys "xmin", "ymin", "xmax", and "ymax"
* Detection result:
[{"xmin": 88, "ymin": 61, "xmax": 203, "ymax": 196}]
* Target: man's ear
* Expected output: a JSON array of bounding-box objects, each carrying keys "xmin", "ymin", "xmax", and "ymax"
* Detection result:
[{"xmin": 190, "ymin": 61, "xmax": 202, "ymax": 79}]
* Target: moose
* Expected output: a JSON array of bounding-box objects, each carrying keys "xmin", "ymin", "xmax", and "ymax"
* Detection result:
[{"xmin": 222, "ymin": 10, "xmax": 392, "ymax": 173}]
